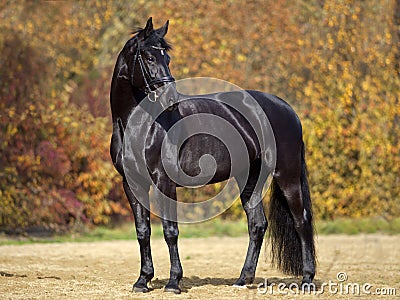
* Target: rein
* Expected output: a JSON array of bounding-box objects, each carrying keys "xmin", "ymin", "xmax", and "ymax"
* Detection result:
[{"xmin": 131, "ymin": 45, "xmax": 175, "ymax": 102}]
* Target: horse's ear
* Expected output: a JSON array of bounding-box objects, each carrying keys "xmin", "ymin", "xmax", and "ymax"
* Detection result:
[
  {"xmin": 143, "ymin": 17, "xmax": 153, "ymax": 39},
  {"xmin": 156, "ymin": 20, "xmax": 169, "ymax": 37}
]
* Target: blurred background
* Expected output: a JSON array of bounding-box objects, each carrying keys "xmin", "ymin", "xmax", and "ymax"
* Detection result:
[{"xmin": 0, "ymin": 0, "xmax": 399, "ymax": 234}]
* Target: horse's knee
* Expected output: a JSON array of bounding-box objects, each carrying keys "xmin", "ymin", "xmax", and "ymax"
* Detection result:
[
  {"xmin": 136, "ymin": 225, "xmax": 151, "ymax": 243},
  {"xmin": 163, "ymin": 225, "xmax": 179, "ymax": 244}
]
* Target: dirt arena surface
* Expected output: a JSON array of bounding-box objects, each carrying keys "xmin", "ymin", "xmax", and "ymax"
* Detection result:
[{"xmin": 1, "ymin": 234, "xmax": 399, "ymax": 299}]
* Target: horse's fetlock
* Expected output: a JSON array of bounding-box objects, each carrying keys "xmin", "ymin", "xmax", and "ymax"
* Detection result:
[
  {"xmin": 170, "ymin": 265, "xmax": 183, "ymax": 279},
  {"xmin": 141, "ymin": 267, "xmax": 154, "ymax": 280},
  {"xmin": 250, "ymin": 219, "xmax": 267, "ymax": 239}
]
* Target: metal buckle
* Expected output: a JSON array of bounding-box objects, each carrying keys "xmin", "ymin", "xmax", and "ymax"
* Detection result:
[{"xmin": 148, "ymin": 90, "xmax": 158, "ymax": 102}]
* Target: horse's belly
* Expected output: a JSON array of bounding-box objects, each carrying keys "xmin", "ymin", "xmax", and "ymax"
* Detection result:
[{"xmin": 175, "ymin": 134, "xmax": 250, "ymax": 186}]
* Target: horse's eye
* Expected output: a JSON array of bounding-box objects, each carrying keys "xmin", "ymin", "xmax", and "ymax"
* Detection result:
[{"xmin": 147, "ymin": 56, "xmax": 155, "ymax": 63}]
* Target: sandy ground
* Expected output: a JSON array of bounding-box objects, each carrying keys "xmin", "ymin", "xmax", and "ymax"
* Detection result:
[{"xmin": 0, "ymin": 234, "xmax": 399, "ymax": 299}]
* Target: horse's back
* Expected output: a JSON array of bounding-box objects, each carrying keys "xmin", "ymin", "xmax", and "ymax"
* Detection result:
[{"xmin": 174, "ymin": 90, "xmax": 302, "ymax": 183}]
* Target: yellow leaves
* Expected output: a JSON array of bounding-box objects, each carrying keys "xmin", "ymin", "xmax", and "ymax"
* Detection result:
[
  {"xmin": 6, "ymin": 124, "xmax": 18, "ymax": 136},
  {"xmin": 1, "ymin": 0, "xmax": 399, "ymax": 229},
  {"xmin": 385, "ymin": 31, "xmax": 392, "ymax": 42},
  {"xmin": 361, "ymin": 80, "xmax": 370, "ymax": 92},
  {"xmin": 327, "ymin": 35, "xmax": 335, "ymax": 49},
  {"xmin": 28, "ymin": 104, "xmax": 35, "ymax": 112},
  {"xmin": 7, "ymin": 107, "xmax": 16, "ymax": 118},
  {"xmin": 62, "ymin": 116, "xmax": 71, "ymax": 125},
  {"xmin": 56, "ymin": 55, "xmax": 72, "ymax": 69},
  {"xmin": 328, "ymin": 16, "xmax": 337, "ymax": 28},
  {"xmin": 26, "ymin": 21, "xmax": 34, "ymax": 34},
  {"xmin": 182, "ymin": 67, "xmax": 190, "ymax": 75},
  {"xmin": 104, "ymin": 8, "xmax": 112, "ymax": 23},
  {"xmin": 345, "ymin": 84, "xmax": 353, "ymax": 98},
  {"xmin": 94, "ymin": 16, "xmax": 102, "ymax": 29},
  {"xmin": 304, "ymin": 85, "xmax": 313, "ymax": 97},
  {"xmin": 236, "ymin": 54, "xmax": 246, "ymax": 62}
]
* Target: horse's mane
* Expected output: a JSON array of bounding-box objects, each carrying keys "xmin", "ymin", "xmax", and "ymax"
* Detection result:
[{"xmin": 131, "ymin": 27, "xmax": 143, "ymax": 35}]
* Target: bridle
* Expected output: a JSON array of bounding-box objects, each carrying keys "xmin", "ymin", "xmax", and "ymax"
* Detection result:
[{"xmin": 131, "ymin": 45, "xmax": 175, "ymax": 102}]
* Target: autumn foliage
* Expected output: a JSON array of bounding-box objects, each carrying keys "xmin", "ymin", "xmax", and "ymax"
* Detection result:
[{"xmin": 0, "ymin": 1, "xmax": 399, "ymax": 231}]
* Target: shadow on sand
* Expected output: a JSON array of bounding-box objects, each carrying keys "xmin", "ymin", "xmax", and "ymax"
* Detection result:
[{"xmin": 150, "ymin": 276, "xmax": 324, "ymax": 293}]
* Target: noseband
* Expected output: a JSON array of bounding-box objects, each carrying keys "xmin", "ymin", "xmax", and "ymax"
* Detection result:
[{"xmin": 131, "ymin": 45, "xmax": 175, "ymax": 102}]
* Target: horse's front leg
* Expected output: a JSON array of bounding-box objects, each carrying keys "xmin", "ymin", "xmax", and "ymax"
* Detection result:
[
  {"xmin": 123, "ymin": 181, "xmax": 154, "ymax": 293},
  {"xmin": 162, "ymin": 218, "xmax": 182, "ymax": 294},
  {"xmin": 154, "ymin": 183, "xmax": 183, "ymax": 294}
]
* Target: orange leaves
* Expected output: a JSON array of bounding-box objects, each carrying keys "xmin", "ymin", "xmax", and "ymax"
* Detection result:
[{"xmin": 1, "ymin": 0, "xmax": 399, "ymax": 231}]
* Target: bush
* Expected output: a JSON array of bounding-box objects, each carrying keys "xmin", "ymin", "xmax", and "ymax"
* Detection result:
[{"xmin": 1, "ymin": 1, "xmax": 399, "ymax": 232}]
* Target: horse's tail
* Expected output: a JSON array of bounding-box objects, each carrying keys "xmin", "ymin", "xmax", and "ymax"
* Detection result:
[
  {"xmin": 267, "ymin": 141, "xmax": 315, "ymax": 276},
  {"xmin": 110, "ymin": 118, "xmax": 125, "ymax": 176}
]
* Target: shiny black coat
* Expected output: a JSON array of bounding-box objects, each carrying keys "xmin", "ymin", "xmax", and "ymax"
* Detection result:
[{"xmin": 110, "ymin": 18, "xmax": 315, "ymax": 293}]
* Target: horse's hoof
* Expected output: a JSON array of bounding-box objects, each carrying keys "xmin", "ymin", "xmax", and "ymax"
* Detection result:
[
  {"xmin": 301, "ymin": 280, "xmax": 315, "ymax": 292},
  {"xmin": 232, "ymin": 284, "xmax": 247, "ymax": 289},
  {"xmin": 133, "ymin": 286, "xmax": 149, "ymax": 293},
  {"xmin": 132, "ymin": 285, "xmax": 149, "ymax": 293},
  {"xmin": 164, "ymin": 286, "xmax": 181, "ymax": 294},
  {"xmin": 233, "ymin": 277, "xmax": 250, "ymax": 288}
]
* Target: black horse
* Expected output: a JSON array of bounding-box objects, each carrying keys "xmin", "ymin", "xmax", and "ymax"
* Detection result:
[{"xmin": 110, "ymin": 18, "xmax": 315, "ymax": 294}]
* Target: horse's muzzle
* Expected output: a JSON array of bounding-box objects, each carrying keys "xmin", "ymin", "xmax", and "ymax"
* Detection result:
[{"xmin": 158, "ymin": 82, "xmax": 179, "ymax": 110}]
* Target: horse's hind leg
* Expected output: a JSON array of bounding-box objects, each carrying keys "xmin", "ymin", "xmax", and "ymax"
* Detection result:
[
  {"xmin": 274, "ymin": 173, "xmax": 316, "ymax": 285},
  {"xmin": 123, "ymin": 181, "xmax": 154, "ymax": 293},
  {"xmin": 234, "ymin": 158, "xmax": 268, "ymax": 286}
]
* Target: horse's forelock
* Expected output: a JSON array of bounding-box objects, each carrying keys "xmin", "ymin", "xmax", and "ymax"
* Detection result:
[{"xmin": 128, "ymin": 28, "xmax": 172, "ymax": 51}]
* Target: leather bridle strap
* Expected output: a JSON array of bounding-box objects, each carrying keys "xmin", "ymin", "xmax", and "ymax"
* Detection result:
[{"xmin": 131, "ymin": 45, "xmax": 175, "ymax": 101}]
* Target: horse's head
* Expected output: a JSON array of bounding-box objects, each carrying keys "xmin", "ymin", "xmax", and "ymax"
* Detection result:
[{"xmin": 125, "ymin": 17, "xmax": 178, "ymax": 106}]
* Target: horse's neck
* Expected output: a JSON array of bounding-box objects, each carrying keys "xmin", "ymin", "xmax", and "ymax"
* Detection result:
[
  {"xmin": 110, "ymin": 77, "xmax": 145, "ymax": 126},
  {"xmin": 110, "ymin": 49, "xmax": 138, "ymax": 125}
]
